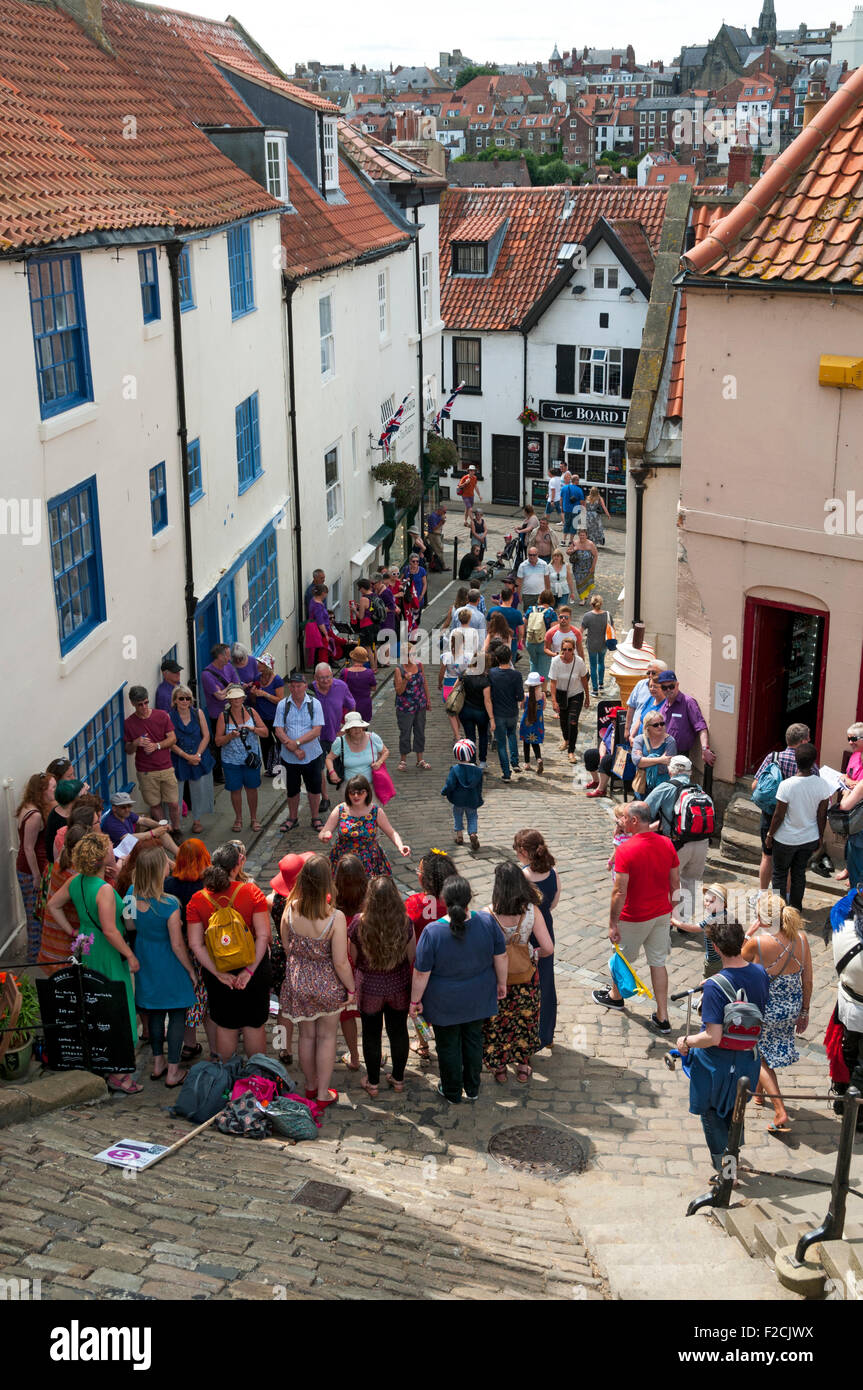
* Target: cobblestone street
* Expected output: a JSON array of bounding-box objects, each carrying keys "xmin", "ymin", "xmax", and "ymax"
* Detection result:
[{"xmin": 1, "ymin": 515, "xmax": 860, "ymax": 1301}]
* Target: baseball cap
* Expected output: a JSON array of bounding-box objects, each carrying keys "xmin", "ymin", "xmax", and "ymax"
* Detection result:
[
  {"xmin": 161, "ymin": 659, "xmax": 183, "ymax": 673},
  {"xmin": 110, "ymin": 791, "xmax": 134, "ymax": 808},
  {"xmin": 56, "ymin": 779, "xmax": 85, "ymax": 806},
  {"xmin": 657, "ymin": 670, "xmax": 677, "ymax": 683}
]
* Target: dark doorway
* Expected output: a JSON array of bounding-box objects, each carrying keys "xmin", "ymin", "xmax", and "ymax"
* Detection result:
[
  {"xmin": 195, "ymin": 593, "xmax": 220, "ymax": 692},
  {"xmin": 737, "ymin": 598, "xmax": 828, "ymax": 775},
  {"xmin": 492, "ymin": 434, "xmax": 520, "ymax": 505}
]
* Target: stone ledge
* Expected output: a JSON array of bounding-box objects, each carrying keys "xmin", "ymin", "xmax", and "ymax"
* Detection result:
[{"xmin": 0, "ymin": 1070, "xmax": 107, "ymax": 1130}]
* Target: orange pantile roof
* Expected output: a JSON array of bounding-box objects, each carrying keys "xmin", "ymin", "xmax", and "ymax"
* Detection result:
[
  {"xmin": 451, "ymin": 213, "xmax": 507, "ymax": 242},
  {"xmin": 0, "ymin": 0, "xmax": 279, "ymax": 249},
  {"xmin": 682, "ymin": 62, "xmax": 863, "ymax": 285},
  {"xmin": 210, "ymin": 53, "xmax": 340, "ymax": 114},
  {"xmin": 280, "ymin": 158, "xmax": 410, "ymax": 279},
  {"xmin": 441, "ymin": 185, "xmax": 667, "ymax": 331},
  {"xmin": 606, "ymin": 218, "xmax": 656, "ymax": 279},
  {"xmin": 666, "ymin": 201, "xmax": 727, "ymax": 418},
  {"xmin": 338, "ymin": 119, "xmax": 444, "ymax": 187}
]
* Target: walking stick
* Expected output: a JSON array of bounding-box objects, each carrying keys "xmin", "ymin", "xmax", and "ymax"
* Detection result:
[
  {"xmin": 142, "ymin": 1111, "xmax": 222, "ymax": 1170},
  {"xmin": 664, "ymin": 983, "xmax": 704, "ymax": 1071}
]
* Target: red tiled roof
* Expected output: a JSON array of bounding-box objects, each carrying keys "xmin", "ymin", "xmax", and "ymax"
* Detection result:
[
  {"xmin": 666, "ymin": 201, "xmax": 727, "ymax": 418},
  {"xmin": 210, "ymin": 54, "xmax": 340, "ymax": 114},
  {"xmin": 0, "ymin": 0, "xmax": 279, "ymax": 249},
  {"xmin": 606, "ymin": 218, "xmax": 656, "ymax": 279},
  {"xmin": 280, "ymin": 158, "xmax": 410, "ymax": 279},
  {"xmin": 451, "ymin": 213, "xmax": 506, "ymax": 242},
  {"xmin": 683, "ymin": 62, "xmax": 863, "ymax": 284},
  {"xmin": 337, "ymin": 119, "xmax": 444, "ymax": 186},
  {"xmin": 440, "ymin": 185, "xmax": 668, "ymax": 330}
]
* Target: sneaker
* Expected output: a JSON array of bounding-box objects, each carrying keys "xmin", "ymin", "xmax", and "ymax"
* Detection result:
[
  {"xmin": 650, "ymin": 1013, "xmax": 672, "ymax": 1035},
  {"xmin": 511, "ymin": 763, "xmax": 521, "ymax": 773},
  {"xmin": 454, "ymin": 831, "xmax": 464, "ymax": 845},
  {"xmin": 478, "ymin": 761, "xmax": 487, "ymax": 770},
  {"xmin": 464, "ymin": 1091, "xmax": 479, "ymax": 1101},
  {"xmin": 592, "ymin": 988, "xmax": 624, "ymax": 1010},
  {"xmin": 436, "ymin": 1083, "xmax": 461, "ymax": 1104},
  {"xmin": 502, "ymin": 775, "xmax": 512, "ymax": 783}
]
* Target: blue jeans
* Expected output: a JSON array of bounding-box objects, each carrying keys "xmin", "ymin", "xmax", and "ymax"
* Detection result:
[
  {"xmin": 545, "ymin": 499, "xmax": 562, "ymax": 517},
  {"xmin": 588, "ymin": 649, "xmax": 606, "ymax": 691},
  {"xmin": 494, "ymin": 717, "xmax": 519, "ymax": 776},
  {"xmin": 846, "ymin": 833, "xmax": 863, "ymax": 891},
  {"xmin": 700, "ymin": 1108, "xmax": 747, "ymax": 1173},
  {"xmin": 460, "ymin": 704, "xmax": 489, "ymax": 761},
  {"xmin": 453, "ymin": 807, "xmax": 479, "ymax": 834},
  {"xmin": 562, "ymin": 509, "xmax": 575, "ymax": 535}
]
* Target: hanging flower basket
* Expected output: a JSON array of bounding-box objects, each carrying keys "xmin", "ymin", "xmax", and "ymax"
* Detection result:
[{"xmin": 518, "ymin": 407, "xmax": 539, "ymax": 427}]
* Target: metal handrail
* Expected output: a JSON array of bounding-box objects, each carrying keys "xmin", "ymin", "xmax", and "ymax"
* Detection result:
[{"xmin": 794, "ymin": 1087, "xmax": 862, "ymax": 1262}]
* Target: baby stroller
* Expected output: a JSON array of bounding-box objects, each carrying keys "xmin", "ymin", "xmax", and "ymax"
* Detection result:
[{"xmin": 493, "ymin": 532, "xmax": 520, "ymax": 583}]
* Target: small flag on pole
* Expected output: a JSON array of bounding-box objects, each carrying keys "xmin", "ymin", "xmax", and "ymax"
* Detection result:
[
  {"xmin": 378, "ymin": 393, "xmax": 412, "ymax": 455},
  {"xmin": 430, "ymin": 381, "xmax": 465, "ymax": 435}
]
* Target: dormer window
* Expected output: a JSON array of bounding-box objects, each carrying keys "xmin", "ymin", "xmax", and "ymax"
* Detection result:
[
  {"xmin": 453, "ymin": 243, "xmax": 487, "ymax": 274},
  {"xmin": 319, "ymin": 116, "xmax": 339, "ymax": 192},
  {"xmin": 265, "ymin": 132, "xmax": 289, "ymax": 202}
]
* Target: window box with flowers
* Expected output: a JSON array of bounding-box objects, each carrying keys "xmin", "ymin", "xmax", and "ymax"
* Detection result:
[{"xmin": 518, "ymin": 407, "xmax": 539, "ymax": 427}]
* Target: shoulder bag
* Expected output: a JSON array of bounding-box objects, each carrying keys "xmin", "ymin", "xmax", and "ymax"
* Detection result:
[{"xmin": 490, "ymin": 910, "xmax": 536, "ymax": 985}]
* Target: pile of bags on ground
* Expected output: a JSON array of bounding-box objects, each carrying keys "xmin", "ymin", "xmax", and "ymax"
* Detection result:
[{"xmin": 171, "ymin": 1053, "xmax": 324, "ymax": 1141}]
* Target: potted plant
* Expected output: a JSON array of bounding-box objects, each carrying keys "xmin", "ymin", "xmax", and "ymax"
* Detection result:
[
  {"xmin": 370, "ymin": 458, "xmax": 422, "ymax": 510},
  {"xmin": 517, "ymin": 406, "xmax": 539, "ymax": 427},
  {"xmin": 425, "ymin": 434, "xmax": 459, "ymax": 476},
  {"xmin": 0, "ymin": 971, "xmax": 40, "ymax": 1080}
]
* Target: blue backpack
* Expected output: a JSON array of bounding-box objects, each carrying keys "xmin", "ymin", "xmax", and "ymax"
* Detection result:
[{"xmin": 752, "ymin": 752, "xmax": 783, "ymax": 813}]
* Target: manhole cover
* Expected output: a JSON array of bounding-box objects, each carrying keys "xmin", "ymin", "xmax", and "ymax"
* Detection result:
[
  {"xmin": 291, "ymin": 1179, "xmax": 352, "ymax": 1214},
  {"xmin": 487, "ymin": 1125, "xmax": 587, "ymax": 1179}
]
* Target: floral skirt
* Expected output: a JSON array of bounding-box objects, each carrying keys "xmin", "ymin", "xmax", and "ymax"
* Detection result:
[
  {"xmin": 760, "ymin": 972, "xmax": 803, "ymax": 1071},
  {"xmin": 483, "ymin": 976, "xmax": 540, "ymax": 1069},
  {"xmin": 185, "ymin": 960, "xmax": 209, "ymax": 1028},
  {"xmin": 17, "ymin": 870, "xmax": 42, "ymax": 964}
]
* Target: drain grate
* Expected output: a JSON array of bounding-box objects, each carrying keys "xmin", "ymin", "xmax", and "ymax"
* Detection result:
[
  {"xmin": 291, "ymin": 1179, "xmax": 352, "ymax": 1214},
  {"xmin": 488, "ymin": 1125, "xmax": 588, "ymax": 1179}
]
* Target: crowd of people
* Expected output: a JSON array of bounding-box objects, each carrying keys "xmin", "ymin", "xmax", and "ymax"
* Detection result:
[{"xmin": 12, "ymin": 480, "xmax": 863, "ymax": 1172}]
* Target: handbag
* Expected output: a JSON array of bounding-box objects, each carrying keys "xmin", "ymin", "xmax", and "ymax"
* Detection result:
[
  {"xmin": 371, "ymin": 763, "xmax": 396, "ymax": 805},
  {"xmin": 632, "ymin": 766, "xmax": 647, "ymax": 796},
  {"xmin": 828, "ymin": 801, "xmax": 863, "ymax": 838},
  {"xmin": 492, "ymin": 911, "xmax": 536, "ymax": 986},
  {"xmin": 329, "ymin": 736, "xmax": 345, "ymax": 787},
  {"xmin": 267, "ymin": 1094, "xmax": 323, "ymax": 1140},
  {"xmin": 445, "ymin": 679, "xmax": 465, "ymax": 714}
]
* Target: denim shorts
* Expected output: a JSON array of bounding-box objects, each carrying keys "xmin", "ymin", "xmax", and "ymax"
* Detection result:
[{"xmin": 223, "ymin": 762, "xmax": 262, "ymax": 791}]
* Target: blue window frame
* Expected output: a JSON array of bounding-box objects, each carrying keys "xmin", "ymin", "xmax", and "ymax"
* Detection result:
[
  {"xmin": 161, "ymin": 645, "xmax": 178, "ymax": 666},
  {"xmin": 66, "ymin": 688, "xmax": 129, "ymax": 804},
  {"xmin": 149, "ymin": 462, "xmax": 168, "ymax": 534},
  {"xmin": 178, "ymin": 246, "xmax": 195, "ymax": 311},
  {"xmin": 247, "ymin": 530, "xmax": 280, "ymax": 651},
  {"xmin": 187, "ymin": 437, "xmax": 203, "ymax": 503},
  {"xmin": 235, "ymin": 393, "xmax": 262, "ymax": 493},
  {"xmin": 138, "ymin": 249, "xmax": 160, "ymax": 323},
  {"xmin": 27, "ymin": 254, "xmax": 93, "ymax": 419},
  {"xmin": 227, "ymin": 223, "xmax": 255, "ymax": 319},
  {"xmin": 47, "ymin": 476, "xmax": 105, "ymax": 656}
]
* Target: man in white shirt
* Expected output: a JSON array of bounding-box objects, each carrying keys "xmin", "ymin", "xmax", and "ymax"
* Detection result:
[
  {"xmin": 766, "ymin": 742, "xmax": 830, "ymax": 910},
  {"xmin": 546, "ymin": 471, "xmax": 563, "ymax": 518},
  {"xmin": 516, "ymin": 546, "xmax": 550, "ymax": 604}
]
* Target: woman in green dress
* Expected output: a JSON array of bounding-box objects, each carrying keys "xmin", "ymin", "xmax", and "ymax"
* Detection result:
[{"xmin": 46, "ymin": 831, "xmax": 142, "ymax": 1094}]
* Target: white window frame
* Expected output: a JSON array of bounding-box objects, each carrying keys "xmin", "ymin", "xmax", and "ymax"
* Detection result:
[
  {"xmin": 329, "ymin": 576, "xmax": 342, "ymax": 618},
  {"xmin": 380, "ymin": 395, "xmax": 395, "ymax": 429},
  {"xmin": 264, "ymin": 132, "xmax": 289, "ymax": 202},
  {"xmin": 421, "ymin": 252, "xmax": 432, "ymax": 324},
  {"xmin": 320, "ymin": 117, "xmax": 339, "ymax": 191},
  {"xmin": 377, "ymin": 268, "xmax": 389, "ymax": 339},
  {"xmin": 319, "ymin": 293, "xmax": 335, "ymax": 380},
  {"xmin": 578, "ymin": 346, "xmax": 623, "ymax": 396},
  {"xmin": 324, "ymin": 443, "xmax": 343, "ymax": 528}
]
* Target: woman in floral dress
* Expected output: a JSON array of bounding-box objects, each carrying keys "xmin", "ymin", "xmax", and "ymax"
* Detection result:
[
  {"xmin": 393, "ymin": 637, "xmax": 432, "ymax": 771},
  {"xmin": 741, "ymin": 891, "xmax": 813, "ymax": 1133},
  {"xmin": 482, "ymin": 862, "xmax": 554, "ymax": 1083},
  {"xmin": 279, "ymin": 855, "xmax": 356, "ymax": 1107},
  {"xmin": 585, "ymin": 487, "xmax": 610, "ymax": 546},
  {"xmin": 319, "ymin": 776, "xmax": 411, "ymax": 877}
]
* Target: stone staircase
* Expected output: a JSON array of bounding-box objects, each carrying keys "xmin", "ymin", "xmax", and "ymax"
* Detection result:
[{"xmin": 717, "ymin": 1199, "xmax": 863, "ymax": 1299}]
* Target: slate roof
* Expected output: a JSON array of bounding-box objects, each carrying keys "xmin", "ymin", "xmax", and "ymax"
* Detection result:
[
  {"xmin": 682, "ymin": 62, "xmax": 863, "ymax": 284},
  {"xmin": 0, "ymin": 0, "xmax": 279, "ymax": 250},
  {"xmin": 440, "ymin": 185, "xmax": 667, "ymax": 330}
]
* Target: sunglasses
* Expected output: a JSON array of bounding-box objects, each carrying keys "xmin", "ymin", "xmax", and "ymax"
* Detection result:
[
  {"xmin": 660, "ymin": 683, "xmax": 676, "ymax": 691},
  {"xmin": 849, "ymin": 736, "xmax": 861, "ymax": 743},
  {"xmin": 176, "ymin": 696, "xmax": 192, "ymax": 702},
  {"xmin": 648, "ymin": 719, "xmax": 666, "ymax": 727}
]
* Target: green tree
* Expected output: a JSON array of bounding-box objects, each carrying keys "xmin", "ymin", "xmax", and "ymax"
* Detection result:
[{"xmin": 454, "ymin": 63, "xmax": 500, "ymax": 89}]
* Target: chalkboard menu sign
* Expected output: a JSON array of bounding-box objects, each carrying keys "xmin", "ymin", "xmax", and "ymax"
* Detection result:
[
  {"xmin": 524, "ymin": 430, "xmax": 544, "ymax": 478},
  {"xmin": 531, "ymin": 478, "xmax": 549, "ymax": 506},
  {"xmin": 36, "ymin": 966, "xmax": 136, "ymax": 1075}
]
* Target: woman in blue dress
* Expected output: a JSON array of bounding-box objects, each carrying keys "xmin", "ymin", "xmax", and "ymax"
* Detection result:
[
  {"xmin": 170, "ymin": 685, "xmax": 215, "ymax": 832},
  {"xmin": 742, "ymin": 892, "xmax": 812, "ymax": 1134},
  {"xmin": 676, "ymin": 919, "xmax": 769, "ymax": 1174},
  {"xmin": 125, "ymin": 844, "xmax": 197, "ymax": 1088},
  {"xmin": 514, "ymin": 828, "xmax": 559, "ymax": 1049}
]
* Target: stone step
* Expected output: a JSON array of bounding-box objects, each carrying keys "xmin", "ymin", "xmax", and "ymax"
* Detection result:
[
  {"xmin": 719, "ymin": 823, "xmax": 763, "ymax": 866},
  {"xmin": 819, "ymin": 1238, "xmax": 863, "ymax": 1300}
]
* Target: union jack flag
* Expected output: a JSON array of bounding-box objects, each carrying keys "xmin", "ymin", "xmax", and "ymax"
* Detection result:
[
  {"xmin": 378, "ymin": 393, "xmax": 412, "ymax": 455},
  {"xmin": 430, "ymin": 381, "xmax": 465, "ymax": 435}
]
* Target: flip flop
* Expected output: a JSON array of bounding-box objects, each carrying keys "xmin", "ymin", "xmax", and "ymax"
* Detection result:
[
  {"xmin": 107, "ymin": 1077, "xmax": 144, "ymax": 1095},
  {"xmin": 165, "ymin": 1072, "xmax": 188, "ymax": 1089},
  {"xmin": 767, "ymin": 1122, "xmax": 792, "ymax": 1135},
  {"xmin": 250, "ymin": 820, "xmax": 262, "ymax": 831}
]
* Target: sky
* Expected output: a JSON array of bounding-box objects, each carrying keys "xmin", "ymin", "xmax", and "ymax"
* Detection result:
[{"xmin": 171, "ymin": 0, "xmax": 843, "ymax": 70}]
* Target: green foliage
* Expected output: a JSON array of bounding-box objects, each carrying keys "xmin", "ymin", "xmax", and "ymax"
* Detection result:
[
  {"xmin": 425, "ymin": 436, "xmax": 459, "ymax": 474},
  {"xmin": 452, "ymin": 146, "xmax": 522, "ymax": 163},
  {"xmin": 0, "ymin": 972, "xmax": 40, "ymax": 1049},
  {"xmin": 370, "ymin": 459, "xmax": 422, "ymax": 509},
  {"xmin": 454, "ymin": 63, "xmax": 500, "ymax": 89}
]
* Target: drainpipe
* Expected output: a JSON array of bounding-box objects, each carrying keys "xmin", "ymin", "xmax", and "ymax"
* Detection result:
[
  {"xmin": 628, "ymin": 462, "xmax": 648, "ymax": 625},
  {"xmin": 521, "ymin": 329, "xmax": 528, "ymax": 506},
  {"xmin": 284, "ymin": 279, "xmax": 305, "ymax": 654},
  {"xmin": 412, "ymin": 205, "xmax": 425, "ymax": 537},
  {"xmin": 166, "ymin": 241, "xmax": 198, "ymax": 695}
]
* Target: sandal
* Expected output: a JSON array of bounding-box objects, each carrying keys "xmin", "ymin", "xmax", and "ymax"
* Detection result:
[
  {"xmin": 417, "ymin": 760, "xmax": 432, "ymax": 770},
  {"xmin": 397, "ymin": 759, "xmax": 407, "ymax": 772},
  {"xmin": 310, "ymin": 818, "xmax": 324, "ymax": 831},
  {"xmin": 339, "ymin": 1054, "xmax": 360, "ymax": 1072},
  {"xmin": 150, "ymin": 1065, "xmax": 167, "ymax": 1081},
  {"xmin": 278, "ymin": 1051, "xmax": 293, "ymax": 1066},
  {"xmin": 231, "ymin": 820, "xmax": 243, "ymax": 832},
  {"xmin": 360, "ymin": 1078, "xmax": 379, "ymax": 1097},
  {"xmin": 516, "ymin": 1064, "xmax": 532, "ymax": 1083},
  {"xmin": 191, "ymin": 822, "xmax": 204, "ymax": 833},
  {"xmin": 493, "ymin": 1067, "xmax": 508, "ymax": 1084},
  {"xmin": 279, "ymin": 818, "xmax": 299, "ymax": 833},
  {"xmin": 107, "ymin": 1076, "xmax": 144, "ymax": 1095},
  {"xmin": 181, "ymin": 1043, "xmax": 202, "ymax": 1062},
  {"xmin": 164, "ymin": 1070, "xmax": 188, "ymax": 1089},
  {"xmin": 250, "ymin": 820, "xmax": 262, "ymax": 831},
  {"xmin": 385, "ymin": 1074, "xmax": 405, "ymax": 1092}
]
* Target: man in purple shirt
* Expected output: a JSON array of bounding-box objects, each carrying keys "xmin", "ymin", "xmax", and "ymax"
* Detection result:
[
  {"xmin": 657, "ymin": 671, "xmax": 715, "ymax": 768},
  {"xmin": 374, "ymin": 574, "xmax": 398, "ymax": 653},
  {"xmin": 199, "ymin": 643, "xmax": 239, "ymax": 783},
  {"xmin": 154, "ymin": 658, "xmax": 183, "ymax": 712},
  {"xmin": 311, "ymin": 663, "xmax": 356, "ymax": 811}
]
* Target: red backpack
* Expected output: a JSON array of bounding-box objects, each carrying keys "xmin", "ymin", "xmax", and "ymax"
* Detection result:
[{"xmin": 671, "ymin": 784, "xmax": 715, "ymax": 847}]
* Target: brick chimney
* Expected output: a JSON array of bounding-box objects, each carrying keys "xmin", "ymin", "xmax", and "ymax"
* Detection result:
[
  {"xmin": 803, "ymin": 59, "xmax": 828, "ymax": 126},
  {"xmin": 56, "ymin": 0, "xmax": 112, "ymax": 49},
  {"xmin": 727, "ymin": 143, "xmax": 753, "ymax": 187},
  {"xmin": 611, "ymin": 53, "xmax": 621, "ymax": 69}
]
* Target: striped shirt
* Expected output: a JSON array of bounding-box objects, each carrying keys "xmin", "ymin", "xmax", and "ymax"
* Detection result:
[{"xmin": 274, "ymin": 696, "xmax": 324, "ymax": 764}]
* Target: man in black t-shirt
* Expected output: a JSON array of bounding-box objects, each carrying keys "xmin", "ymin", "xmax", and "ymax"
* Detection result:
[{"xmin": 485, "ymin": 648, "xmax": 524, "ymax": 781}]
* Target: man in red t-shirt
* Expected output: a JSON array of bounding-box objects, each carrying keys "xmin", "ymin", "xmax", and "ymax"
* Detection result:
[
  {"xmin": 592, "ymin": 802, "xmax": 679, "ymax": 1032},
  {"xmin": 124, "ymin": 685, "xmax": 180, "ymax": 830}
]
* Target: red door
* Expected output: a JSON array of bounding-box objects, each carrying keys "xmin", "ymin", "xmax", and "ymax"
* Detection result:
[{"xmin": 736, "ymin": 598, "xmax": 829, "ymax": 776}]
